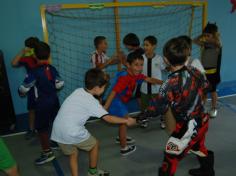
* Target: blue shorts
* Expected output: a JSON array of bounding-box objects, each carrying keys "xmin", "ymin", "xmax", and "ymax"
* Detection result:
[
  {"xmin": 109, "ymin": 98, "xmax": 128, "ymax": 118},
  {"xmin": 27, "ymin": 88, "xmax": 36, "ymax": 110},
  {"xmin": 35, "ymin": 97, "xmax": 59, "ymax": 132}
]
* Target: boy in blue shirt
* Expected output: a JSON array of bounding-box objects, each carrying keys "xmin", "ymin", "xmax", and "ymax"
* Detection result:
[{"xmin": 19, "ymin": 41, "xmax": 64, "ymax": 165}]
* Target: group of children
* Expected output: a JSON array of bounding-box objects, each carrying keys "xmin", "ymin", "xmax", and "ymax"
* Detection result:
[{"xmin": 0, "ymin": 22, "xmax": 222, "ymax": 176}]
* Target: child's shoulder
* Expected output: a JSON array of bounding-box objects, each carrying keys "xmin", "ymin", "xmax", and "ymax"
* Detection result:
[{"xmin": 116, "ymin": 69, "xmax": 128, "ymax": 77}]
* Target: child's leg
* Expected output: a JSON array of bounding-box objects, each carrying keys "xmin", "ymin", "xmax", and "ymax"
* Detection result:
[
  {"xmin": 34, "ymin": 106, "xmax": 55, "ymax": 165},
  {"xmin": 69, "ymin": 150, "xmax": 79, "ymax": 176},
  {"xmin": 38, "ymin": 131, "xmax": 51, "ymax": 151},
  {"xmin": 211, "ymin": 91, "xmax": 218, "ymax": 109},
  {"xmin": 89, "ymin": 140, "xmax": 99, "ymax": 169},
  {"xmin": 158, "ymin": 152, "xmax": 181, "ymax": 176},
  {"xmin": 28, "ymin": 109, "xmax": 35, "ymax": 131},
  {"xmin": 119, "ymin": 122, "xmax": 127, "ymax": 148},
  {"xmin": 0, "ymin": 139, "xmax": 20, "ymax": 176},
  {"xmin": 164, "ymin": 108, "xmax": 176, "ymax": 135},
  {"xmin": 5, "ymin": 165, "xmax": 19, "ymax": 176}
]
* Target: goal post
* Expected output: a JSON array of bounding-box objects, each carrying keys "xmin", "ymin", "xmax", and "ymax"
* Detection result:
[{"xmin": 40, "ymin": 1, "xmax": 208, "ymax": 101}]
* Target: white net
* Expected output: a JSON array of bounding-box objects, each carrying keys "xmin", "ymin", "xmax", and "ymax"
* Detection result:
[{"xmin": 43, "ymin": 2, "xmax": 204, "ymax": 102}]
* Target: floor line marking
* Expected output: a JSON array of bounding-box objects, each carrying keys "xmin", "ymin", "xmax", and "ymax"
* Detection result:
[{"xmin": 52, "ymin": 159, "xmax": 65, "ymax": 176}]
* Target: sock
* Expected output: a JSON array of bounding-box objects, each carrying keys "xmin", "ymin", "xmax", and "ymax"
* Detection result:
[
  {"xmin": 121, "ymin": 146, "xmax": 128, "ymax": 151},
  {"xmin": 88, "ymin": 167, "xmax": 97, "ymax": 175}
]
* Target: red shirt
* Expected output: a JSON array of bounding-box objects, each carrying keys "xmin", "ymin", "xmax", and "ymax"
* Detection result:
[{"xmin": 112, "ymin": 70, "xmax": 146, "ymax": 102}]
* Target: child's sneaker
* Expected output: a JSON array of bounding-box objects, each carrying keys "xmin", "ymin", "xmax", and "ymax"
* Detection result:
[
  {"xmin": 50, "ymin": 141, "xmax": 60, "ymax": 150},
  {"xmin": 25, "ymin": 129, "xmax": 36, "ymax": 140},
  {"xmin": 209, "ymin": 108, "xmax": 218, "ymax": 118},
  {"xmin": 160, "ymin": 120, "xmax": 166, "ymax": 129},
  {"xmin": 120, "ymin": 145, "xmax": 136, "ymax": 156},
  {"xmin": 35, "ymin": 150, "xmax": 55, "ymax": 165},
  {"xmin": 115, "ymin": 136, "xmax": 135, "ymax": 144},
  {"xmin": 140, "ymin": 121, "xmax": 149, "ymax": 128},
  {"xmin": 87, "ymin": 169, "xmax": 110, "ymax": 176}
]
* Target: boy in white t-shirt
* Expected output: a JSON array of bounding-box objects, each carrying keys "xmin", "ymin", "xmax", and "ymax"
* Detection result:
[
  {"xmin": 141, "ymin": 36, "xmax": 166, "ymax": 129},
  {"xmin": 51, "ymin": 69, "xmax": 136, "ymax": 176}
]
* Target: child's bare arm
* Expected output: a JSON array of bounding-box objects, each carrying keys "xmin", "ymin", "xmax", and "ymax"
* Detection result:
[
  {"xmin": 102, "ymin": 115, "xmax": 136, "ymax": 126},
  {"xmin": 12, "ymin": 49, "xmax": 24, "ymax": 67},
  {"xmin": 104, "ymin": 90, "xmax": 116, "ymax": 110},
  {"xmin": 145, "ymin": 77, "xmax": 163, "ymax": 85},
  {"xmin": 193, "ymin": 35, "xmax": 205, "ymax": 46}
]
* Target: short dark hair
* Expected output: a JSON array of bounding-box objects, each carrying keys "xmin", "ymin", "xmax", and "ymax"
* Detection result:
[
  {"xmin": 144, "ymin": 35, "xmax": 157, "ymax": 45},
  {"xmin": 85, "ymin": 68, "xmax": 108, "ymax": 90},
  {"xmin": 126, "ymin": 50, "xmax": 144, "ymax": 65},
  {"xmin": 163, "ymin": 38, "xmax": 190, "ymax": 66},
  {"xmin": 24, "ymin": 37, "xmax": 39, "ymax": 49},
  {"xmin": 34, "ymin": 42, "xmax": 50, "ymax": 60},
  {"xmin": 94, "ymin": 36, "xmax": 106, "ymax": 49},
  {"xmin": 178, "ymin": 35, "xmax": 192, "ymax": 49},
  {"xmin": 203, "ymin": 22, "xmax": 218, "ymax": 34},
  {"xmin": 123, "ymin": 33, "xmax": 140, "ymax": 47}
]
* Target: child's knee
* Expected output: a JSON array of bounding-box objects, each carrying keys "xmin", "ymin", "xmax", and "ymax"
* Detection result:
[{"xmin": 5, "ymin": 165, "xmax": 19, "ymax": 176}]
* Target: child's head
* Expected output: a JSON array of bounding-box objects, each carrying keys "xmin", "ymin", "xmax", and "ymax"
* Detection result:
[
  {"xmin": 143, "ymin": 35, "xmax": 157, "ymax": 55},
  {"xmin": 123, "ymin": 33, "xmax": 140, "ymax": 51},
  {"xmin": 126, "ymin": 51, "xmax": 144, "ymax": 75},
  {"xmin": 25, "ymin": 37, "xmax": 39, "ymax": 49},
  {"xmin": 85, "ymin": 68, "xmax": 108, "ymax": 95},
  {"xmin": 163, "ymin": 38, "xmax": 190, "ymax": 67},
  {"xmin": 178, "ymin": 35, "xmax": 192, "ymax": 50},
  {"xmin": 34, "ymin": 42, "xmax": 50, "ymax": 61},
  {"xmin": 202, "ymin": 22, "xmax": 219, "ymax": 39},
  {"xmin": 94, "ymin": 36, "xmax": 108, "ymax": 52},
  {"xmin": 203, "ymin": 22, "xmax": 218, "ymax": 34}
]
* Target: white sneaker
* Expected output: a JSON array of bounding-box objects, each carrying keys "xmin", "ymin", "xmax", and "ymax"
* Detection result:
[
  {"xmin": 160, "ymin": 121, "xmax": 166, "ymax": 129},
  {"xmin": 209, "ymin": 108, "xmax": 218, "ymax": 118}
]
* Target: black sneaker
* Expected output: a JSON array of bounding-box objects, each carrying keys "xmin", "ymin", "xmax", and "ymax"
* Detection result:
[
  {"xmin": 50, "ymin": 141, "xmax": 60, "ymax": 150},
  {"xmin": 136, "ymin": 111, "xmax": 151, "ymax": 127},
  {"xmin": 120, "ymin": 145, "xmax": 136, "ymax": 156},
  {"xmin": 35, "ymin": 151, "xmax": 55, "ymax": 165},
  {"xmin": 115, "ymin": 136, "xmax": 135, "ymax": 144},
  {"xmin": 25, "ymin": 129, "xmax": 37, "ymax": 140}
]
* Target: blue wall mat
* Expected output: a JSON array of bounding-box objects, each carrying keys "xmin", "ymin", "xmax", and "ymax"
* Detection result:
[{"xmin": 0, "ymin": 0, "xmax": 235, "ymax": 116}]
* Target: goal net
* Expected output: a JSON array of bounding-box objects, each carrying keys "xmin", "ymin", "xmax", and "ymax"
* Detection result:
[{"xmin": 41, "ymin": 1, "xmax": 207, "ymax": 102}]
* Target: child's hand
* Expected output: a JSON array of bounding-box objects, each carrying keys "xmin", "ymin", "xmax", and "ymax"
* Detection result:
[{"xmin": 126, "ymin": 117, "xmax": 136, "ymax": 126}]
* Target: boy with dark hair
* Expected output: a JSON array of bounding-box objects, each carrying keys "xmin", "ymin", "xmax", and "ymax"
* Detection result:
[
  {"xmin": 104, "ymin": 50, "xmax": 162, "ymax": 156},
  {"xmin": 18, "ymin": 41, "xmax": 64, "ymax": 165},
  {"xmin": 12, "ymin": 36, "xmax": 40, "ymax": 139},
  {"xmin": 91, "ymin": 36, "xmax": 118, "ymax": 70},
  {"xmin": 139, "ymin": 38, "xmax": 214, "ymax": 176},
  {"xmin": 141, "ymin": 35, "xmax": 166, "ymax": 129},
  {"xmin": 193, "ymin": 22, "xmax": 222, "ymax": 118},
  {"xmin": 123, "ymin": 33, "xmax": 141, "ymax": 51},
  {"xmin": 121, "ymin": 33, "xmax": 145, "ymax": 108},
  {"xmin": 178, "ymin": 35, "xmax": 205, "ymax": 74},
  {"xmin": 122, "ymin": 33, "xmax": 145, "ymax": 64},
  {"xmin": 51, "ymin": 68, "xmax": 136, "ymax": 176}
]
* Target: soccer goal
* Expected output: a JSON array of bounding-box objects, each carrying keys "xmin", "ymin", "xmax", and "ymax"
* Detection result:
[{"xmin": 40, "ymin": 1, "xmax": 207, "ymax": 102}]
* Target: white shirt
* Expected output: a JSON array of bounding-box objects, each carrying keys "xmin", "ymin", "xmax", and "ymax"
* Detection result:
[
  {"xmin": 91, "ymin": 50, "xmax": 109, "ymax": 68},
  {"xmin": 51, "ymin": 88, "xmax": 108, "ymax": 144},
  {"xmin": 186, "ymin": 57, "xmax": 205, "ymax": 74},
  {"xmin": 141, "ymin": 54, "xmax": 166, "ymax": 94}
]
